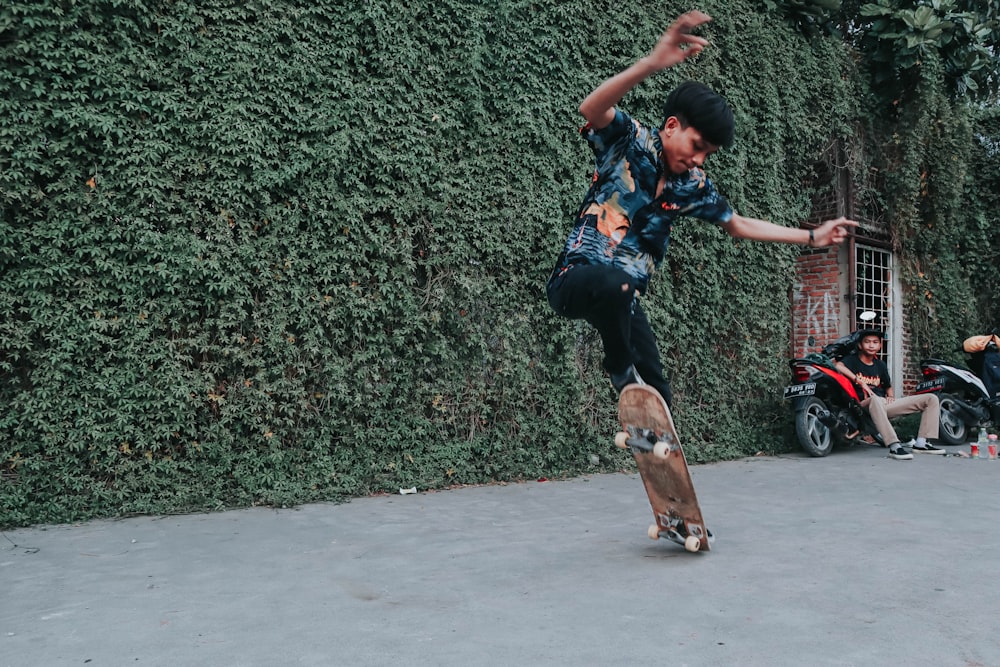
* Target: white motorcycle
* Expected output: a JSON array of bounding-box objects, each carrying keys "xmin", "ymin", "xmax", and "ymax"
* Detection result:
[{"xmin": 915, "ymin": 329, "xmax": 1000, "ymax": 445}]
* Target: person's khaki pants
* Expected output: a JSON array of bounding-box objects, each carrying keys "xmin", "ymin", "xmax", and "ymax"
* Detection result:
[{"xmin": 865, "ymin": 394, "xmax": 940, "ymax": 445}]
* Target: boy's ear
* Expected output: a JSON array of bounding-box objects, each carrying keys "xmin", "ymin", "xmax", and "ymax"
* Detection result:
[{"xmin": 663, "ymin": 116, "xmax": 681, "ymax": 131}]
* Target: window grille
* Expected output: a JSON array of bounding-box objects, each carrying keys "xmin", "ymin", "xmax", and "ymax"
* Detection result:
[{"xmin": 855, "ymin": 244, "xmax": 893, "ymax": 372}]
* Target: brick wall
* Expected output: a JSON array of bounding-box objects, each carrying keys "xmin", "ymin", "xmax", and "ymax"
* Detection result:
[
  {"xmin": 900, "ymin": 321, "xmax": 921, "ymax": 394},
  {"xmin": 791, "ymin": 245, "xmax": 843, "ymax": 358},
  {"xmin": 791, "ymin": 244, "xmax": 923, "ymax": 393},
  {"xmin": 791, "ymin": 142, "xmax": 926, "ymax": 391}
]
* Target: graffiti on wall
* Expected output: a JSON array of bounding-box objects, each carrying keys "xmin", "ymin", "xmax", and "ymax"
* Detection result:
[{"xmin": 801, "ymin": 290, "xmax": 839, "ymax": 335}]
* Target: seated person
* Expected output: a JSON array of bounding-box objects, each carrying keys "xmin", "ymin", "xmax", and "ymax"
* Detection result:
[{"xmin": 835, "ymin": 329, "xmax": 944, "ymax": 461}]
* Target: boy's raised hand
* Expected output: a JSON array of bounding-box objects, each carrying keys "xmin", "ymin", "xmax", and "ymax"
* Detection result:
[
  {"xmin": 645, "ymin": 11, "xmax": 713, "ymax": 71},
  {"xmin": 815, "ymin": 216, "xmax": 858, "ymax": 246}
]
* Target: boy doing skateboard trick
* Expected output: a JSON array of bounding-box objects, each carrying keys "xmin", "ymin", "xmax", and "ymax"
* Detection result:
[{"xmin": 547, "ymin": 10, "xmax": 857, "ymax": 405}]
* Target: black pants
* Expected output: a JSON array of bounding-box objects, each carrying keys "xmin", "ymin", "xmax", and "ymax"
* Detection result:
[{"xmin": 547, "ymin": 264, "xmax": 672, "ymax": 406}]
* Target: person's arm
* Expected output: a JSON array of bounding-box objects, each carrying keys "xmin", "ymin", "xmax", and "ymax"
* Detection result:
[
  {"xmin": 835, "ymin": 360, "xmax": 861, "ymax": 384},
  {"xmin": 579, "ymin": 11, "xmax": 712, "ymax": 130},
  {"xmin": 725, "ymin": 213, "xmax": 857, "ymax": 248},
  {"xmin": 835, "ymin": 359, "xmax": 873, "ymax": 398}
]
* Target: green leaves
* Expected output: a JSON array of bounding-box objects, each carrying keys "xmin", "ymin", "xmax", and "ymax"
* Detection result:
[
  {"xmin": 1, "ymin": 0, "xmax": 993, "ymax": 527},
  {"xmin": 857, "ymin": 0, "xmax": 1000, "ymax": 101},
  {"xmin": 764, "ymin": 0, "xmax": 844, "ymax": 36}
]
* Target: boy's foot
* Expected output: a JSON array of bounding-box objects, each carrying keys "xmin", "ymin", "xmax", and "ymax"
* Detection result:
[
  {"xmin": 887, "ymin": 442, "xmax": 913, "ymax": 460},
  {"xmin": 610, "ymin": 365, "xmax": 644, "ymax": 394},
  {"xmin": 910, "ymin": 441, "xmax": 945, "ymax": 454}
]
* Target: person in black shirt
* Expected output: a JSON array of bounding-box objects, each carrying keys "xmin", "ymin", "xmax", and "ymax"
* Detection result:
[{"xmin": 835, "ymin": 329, "xmax": 943, "ymax": 460}]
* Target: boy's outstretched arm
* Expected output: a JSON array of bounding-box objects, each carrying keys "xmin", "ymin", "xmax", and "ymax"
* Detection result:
[
  {"xmin": 579, "ymin": 10, "xmax": 712, "ymax": 130},
  {"xmin": 725, "ymin": 214, "xmax": 857, "ymax": 248}
]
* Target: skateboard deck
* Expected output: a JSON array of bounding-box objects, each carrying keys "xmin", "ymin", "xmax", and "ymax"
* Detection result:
[{"xmin": 615, "ymin": 384, "xmax": 712, "ymax": 552}]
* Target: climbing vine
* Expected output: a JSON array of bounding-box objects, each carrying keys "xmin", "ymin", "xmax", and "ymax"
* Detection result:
[{"xmin": 1, "ymin": 0, "xmax": 994, "ymax": 526}]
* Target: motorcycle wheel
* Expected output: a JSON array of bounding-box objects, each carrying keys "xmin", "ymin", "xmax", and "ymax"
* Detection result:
[
  {"xmin": 795, "ymin": 397, "xmax": 834, "ymax": 457},
  {"xmin": 937, "ymin": 393, "xmax": 968, "ymax": 445}
]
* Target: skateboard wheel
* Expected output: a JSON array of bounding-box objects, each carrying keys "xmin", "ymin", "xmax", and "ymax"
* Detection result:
[
  {"xmin": 614, "ymin": 432, "xmax": 629, "ymax": 449},
  {"xmin": 647, "ymin": 524, "xmax": 660, "ymax": 540},
  {"xmin": 684, "ymin": 535, "xmax": 701, "ymax": 552},
  {"xmin": 652, "ymin": 441, "xmax": 669, "ymax": 459}
]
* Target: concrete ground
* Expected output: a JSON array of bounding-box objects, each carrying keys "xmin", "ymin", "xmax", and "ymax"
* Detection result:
[{"xmin": 3, "ymin": 442, "xmax": 999, "ymax": 667}]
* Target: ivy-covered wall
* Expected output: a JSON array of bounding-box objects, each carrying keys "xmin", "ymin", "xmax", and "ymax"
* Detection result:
[
  {"xmin": 1, "ymin": 0, "xmax": 991, "ymax": 527},
  {"xmin": 890, "ymin": 68, "xmax": 1000, "ymax": 357}
]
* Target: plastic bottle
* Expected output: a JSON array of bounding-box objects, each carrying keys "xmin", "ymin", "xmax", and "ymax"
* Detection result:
[
  {"xmin": 977, "ymin": 428, "xmax": 989, "ymax": 459},
  {"xmin": 989, "ymin": 433, "xmax": 998, "ymax": 460}
]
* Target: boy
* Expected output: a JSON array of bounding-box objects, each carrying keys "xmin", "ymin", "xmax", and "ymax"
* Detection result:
[
  {"xmin": 835, "ymin": 329, "xmax": 944, "ymax": 460},
  {"xmin": 546, "ymin": 11, "xmax": 857, "ymax": 405}
]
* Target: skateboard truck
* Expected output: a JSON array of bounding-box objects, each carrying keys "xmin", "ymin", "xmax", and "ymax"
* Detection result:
[
  {"xmin": 647, "ymin": 514, "xmax": 715, "ymax": 552},
  {"xmin": 614, "ymin": 429, "xmax": 679, "ymax": 459}
]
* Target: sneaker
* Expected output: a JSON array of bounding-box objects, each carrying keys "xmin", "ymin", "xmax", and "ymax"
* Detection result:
[
  {"xmin": 888, "ymin": 442, "xmax": 913, "ymax": 460},
  {"xmin": 610, "ymin": 365, "xmax": 644, "ymax": 394},
  {"xmin": 911, "ymin": 441, "xmax": 945, "ymax": 454}
]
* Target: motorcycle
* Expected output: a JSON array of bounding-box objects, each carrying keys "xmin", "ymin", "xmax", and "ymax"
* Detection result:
[
  {"xmin": 783, "ymin": 317, "xmax": 886, "ymax": 457},
  {"xmin": 915, "ymin": 328, "xmax": 1000, "ymax": 445}
]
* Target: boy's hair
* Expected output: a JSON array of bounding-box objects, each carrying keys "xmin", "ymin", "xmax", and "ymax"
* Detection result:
[{"xmin": 662, "ymin": 81, "xmax": 735, "ymax": 148}]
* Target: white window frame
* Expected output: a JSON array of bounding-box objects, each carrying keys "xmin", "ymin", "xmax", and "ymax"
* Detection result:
[{"xmin": 854, "ymin": 244, "xmax": 902, "ymax": 390}]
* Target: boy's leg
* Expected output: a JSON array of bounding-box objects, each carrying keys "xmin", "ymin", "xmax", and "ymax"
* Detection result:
[
  {"xmin": 546, "ymin": 265, "xmax": 637, "ymax": 375},
  {"xmin": 884, "ymin": 394, "xmax": 940, "ymax": 441},
  {"xmin": 628, "ymin": 300, "xmax": 673, "ymax": 406},
  {"xmin": 868, "ymin": 396, "xmax": 915, "ymax": 459},
  {"xmin": 865, "ymin": 396, "xmax": 900, "ymax": 444},
  {"xmin": 547, "ymin": 265, "xmax": 673, "ymax": 405}
]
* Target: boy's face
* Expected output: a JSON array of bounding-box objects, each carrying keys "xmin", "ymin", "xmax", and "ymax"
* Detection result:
[
  {"xmin": 659, "ymin": 116, "xmax": 719, "ymax": 175},
  {"xmin": 858, "ymin": 334, "xmax": 883, "ymax": 356}
]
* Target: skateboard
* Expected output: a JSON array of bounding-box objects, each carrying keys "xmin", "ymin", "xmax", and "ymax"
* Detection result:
[{"xmin": 615, "ymin": 384, "xmax": 713, "ymax": 552}]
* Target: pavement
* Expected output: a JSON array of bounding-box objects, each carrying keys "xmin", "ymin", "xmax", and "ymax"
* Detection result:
[{"xmin": 3, "ymin": 441, "xmax": 1000, "ymax": 667}]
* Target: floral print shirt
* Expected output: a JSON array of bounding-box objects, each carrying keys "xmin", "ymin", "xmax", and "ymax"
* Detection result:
[{"xmin": 550, "ymin": 109, "xmax": 733, "ymax": 293}]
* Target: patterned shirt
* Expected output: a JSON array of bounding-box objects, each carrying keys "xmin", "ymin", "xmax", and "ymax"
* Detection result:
[{"xmin": 550, "ymin": 109, "xmax": 733, "ymax": 293}]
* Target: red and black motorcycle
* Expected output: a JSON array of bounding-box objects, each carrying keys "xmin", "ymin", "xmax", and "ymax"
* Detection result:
[{"xmin": 783, "ymin": 329, "xmax": 885, "ymax": 457}]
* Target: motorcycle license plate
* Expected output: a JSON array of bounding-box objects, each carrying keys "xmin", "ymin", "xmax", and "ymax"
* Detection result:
[
  {"xmin": 915, "ymin": 377, "xmax": 946, "ymax": 393},
  {"xmin": 783, "ymin": 382, "xmax": 816, "ymax": 399}
]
